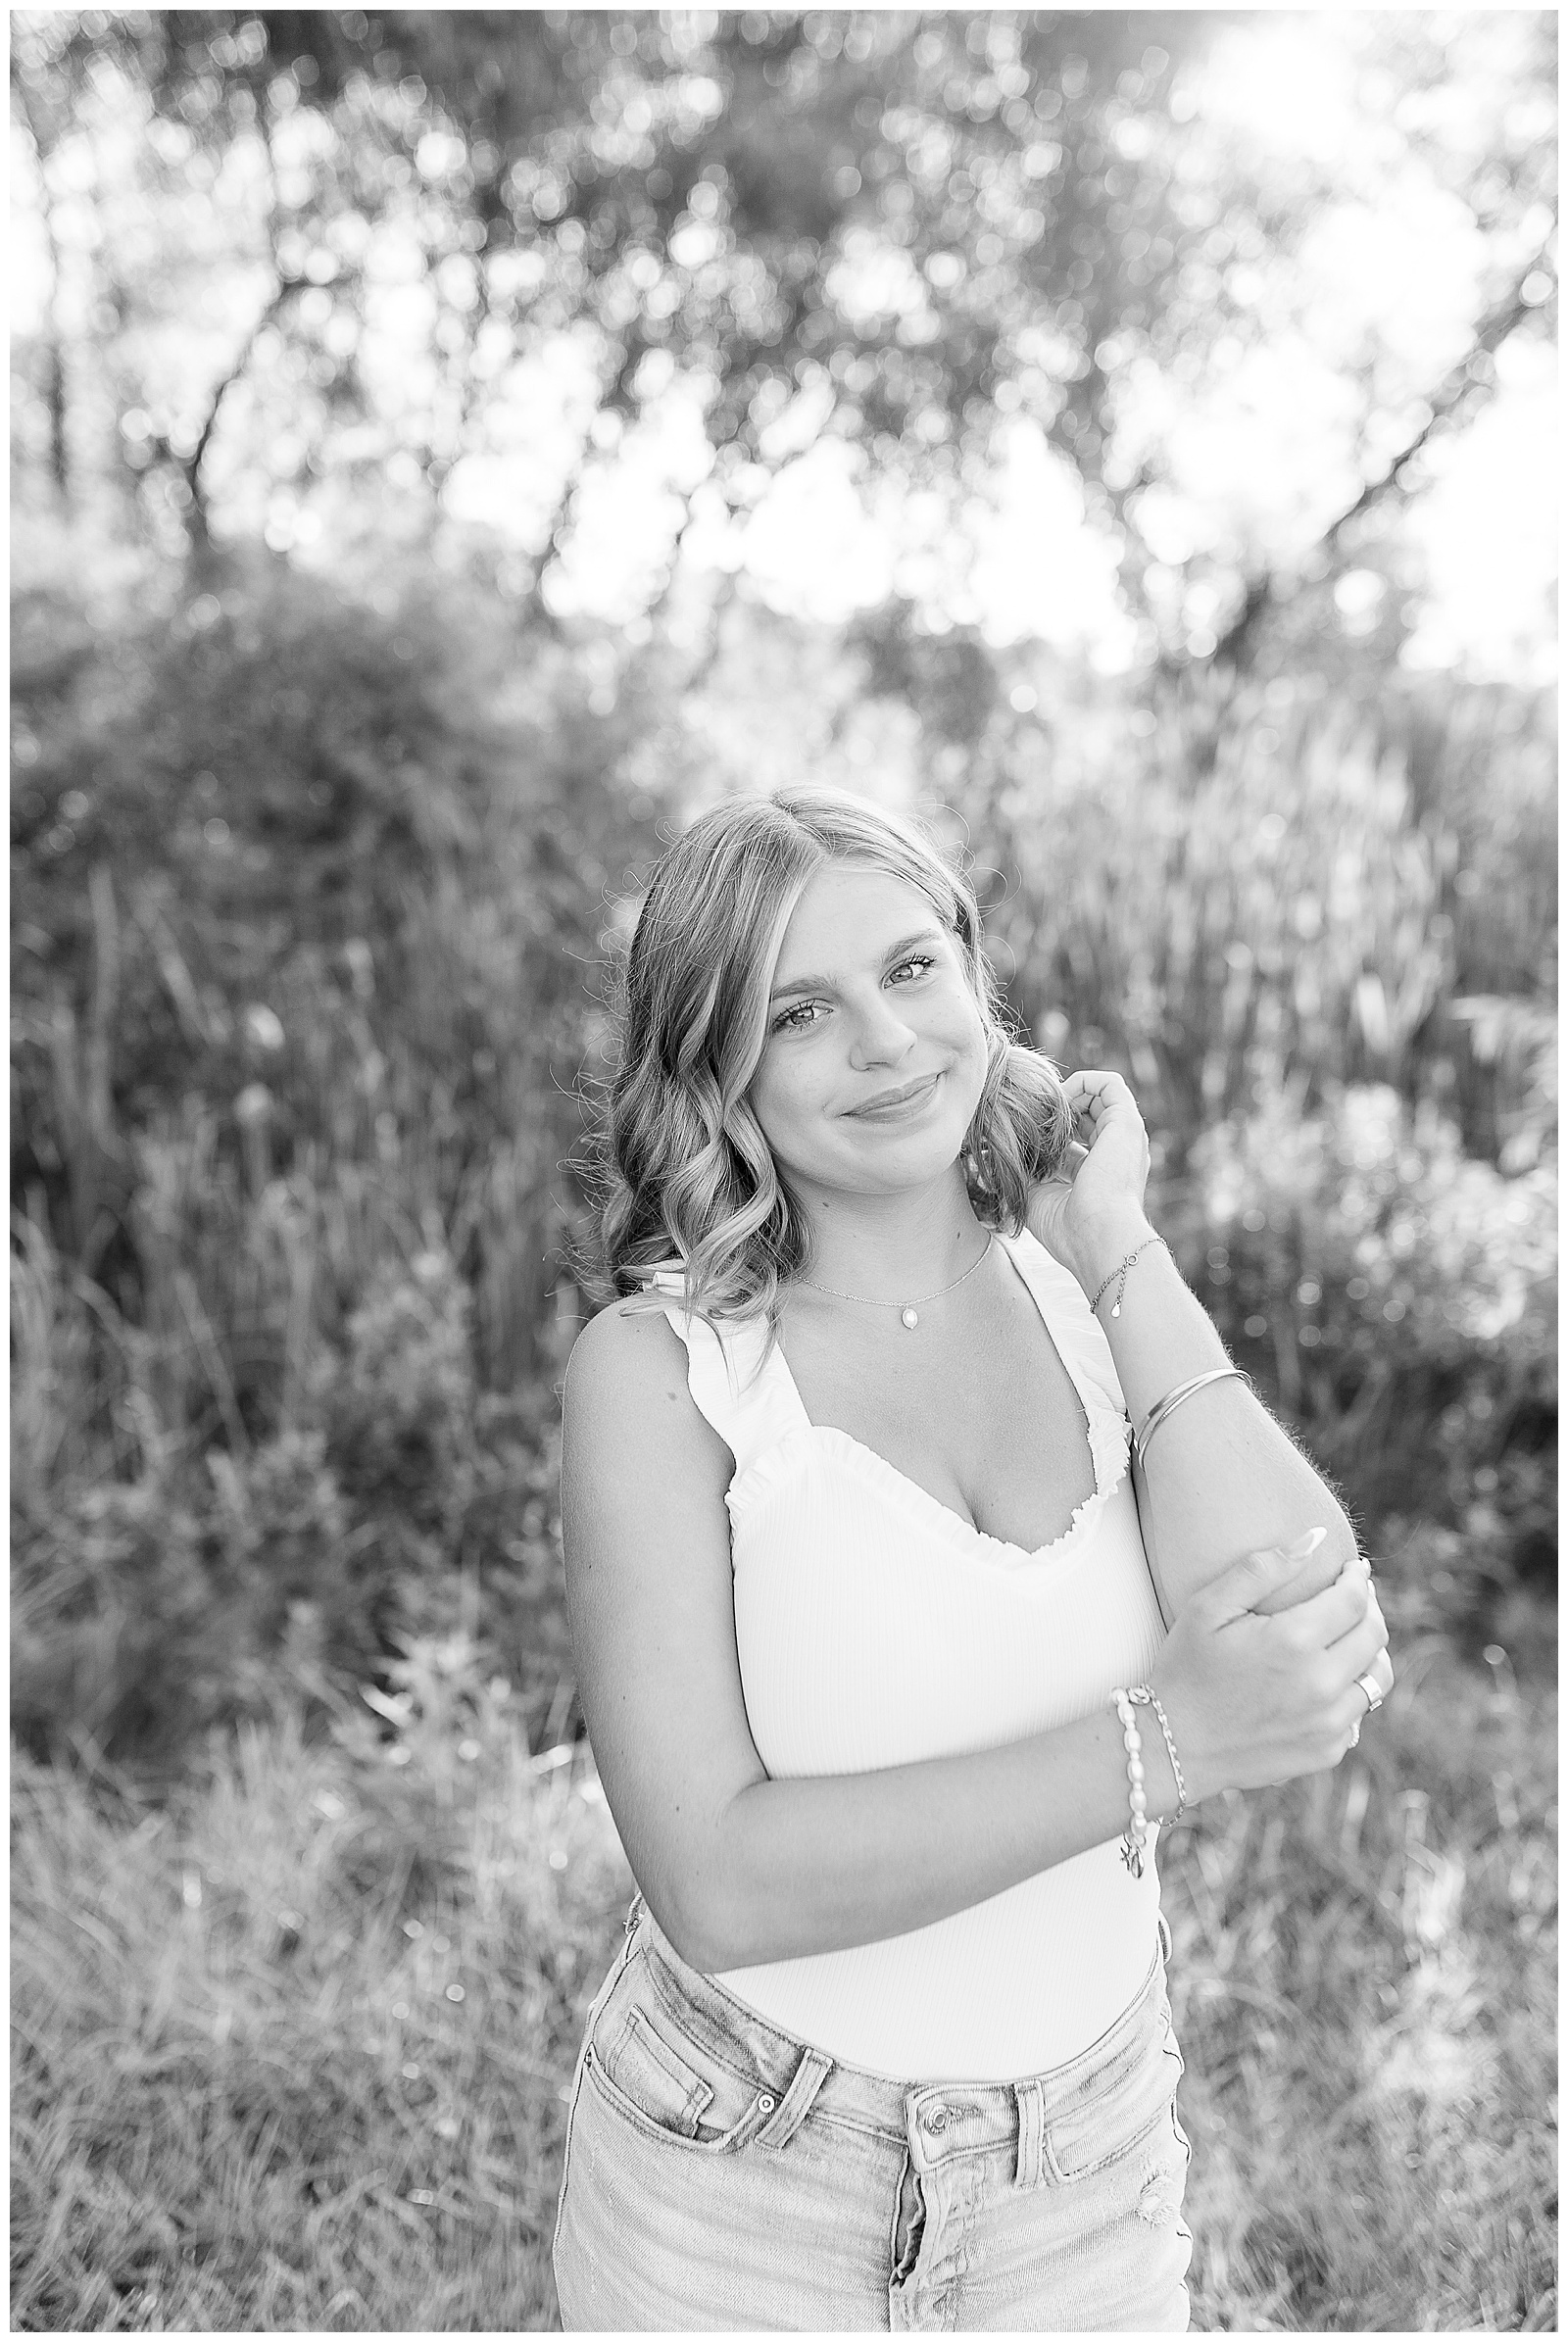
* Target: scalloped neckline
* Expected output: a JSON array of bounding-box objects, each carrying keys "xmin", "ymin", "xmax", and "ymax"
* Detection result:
[
  {"xmin": 761, "ymin": 1230, "xmax": 1121, "ymax": 1564},
  {"xmin": 774, "ymin": 1421, "xmax": 1123, "ymax": 1568}
]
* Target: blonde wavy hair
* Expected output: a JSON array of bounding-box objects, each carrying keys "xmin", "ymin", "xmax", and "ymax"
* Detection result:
[{"xmin": 587, "ymin": 784, "xmax": 1073, "ymax": 1354}]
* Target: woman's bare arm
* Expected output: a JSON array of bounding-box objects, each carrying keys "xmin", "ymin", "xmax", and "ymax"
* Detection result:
[
  {"xmin": 563, "ymin": 1298, "xmax": 1385, "ymax": 1976},
  {"xmin": 1062, "ymin": 1200, "xmax": 1355, "ymax": 1624},
  {"xmin": 1029, "ymin": 1072, "xmax": 1369, "ymax": 1629}
]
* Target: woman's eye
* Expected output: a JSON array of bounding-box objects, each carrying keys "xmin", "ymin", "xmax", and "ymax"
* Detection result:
[{"xmin": 771, "ymin": 954, "xmax": 937, "ymax": 1035}]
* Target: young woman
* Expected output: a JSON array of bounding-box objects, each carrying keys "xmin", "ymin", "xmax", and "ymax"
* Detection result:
[{"xmin": 553, "ymin": 784, "xmax": 1393, "ymax": 2332}]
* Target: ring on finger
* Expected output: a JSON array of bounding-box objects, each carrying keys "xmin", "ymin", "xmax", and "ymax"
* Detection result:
[{"xmin": 1354, "ymin": 1669, "xmax": 1384, "ymax": 1716}]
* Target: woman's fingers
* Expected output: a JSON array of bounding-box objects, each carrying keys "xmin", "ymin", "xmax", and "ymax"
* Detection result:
[
  {"xmin": 1154, "ymin": 1538, "xmax": 1396, "ymax": 1799},
  {"xmin": 1335, "ymin": 1645, "xmax": 1396, "ymax": 1743},
  {"xmin": 1059, "ymin": 1069, "xmax": 1142, "ymax": 1131},
  {"xmin": 1321, "ymin": 1565, "xmax": 1387, "ymax": 1646},
  {"xmin": 1346, "ymin": 1648, "xmax": 1396, "ymax": 1714},
  {"xmin": 1333, "ymin": 1605, "xmax": 1392, "ymax": 1691},
  {"xmin": 1274, "ymin": 1552, "xmax": 1373, "ymax": 1647},
  {"xmin": 1327, "ymin": 1572, "xmax": 1390, "ymax": 1666}
]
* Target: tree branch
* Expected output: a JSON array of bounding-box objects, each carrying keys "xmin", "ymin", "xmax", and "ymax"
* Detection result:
[
  {"xmin": 1319, "ymin": 285, "xmax": 1533, "ymax": 559},
  {"xmin": 514, "ymin": 321, "xmax": 662, "ymax": 633},
  {"xmin": 177, "ymin": 272, "xmax": 306, "ymax": 547},
  {"xmin": 1208, "ymin": 277, "xmax": 1538, "ymax": 672}
]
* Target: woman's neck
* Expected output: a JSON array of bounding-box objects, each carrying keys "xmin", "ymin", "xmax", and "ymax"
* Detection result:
[{"xmin": 789, "ymin": 1182, "xmax": 993, "ymax": 1304}]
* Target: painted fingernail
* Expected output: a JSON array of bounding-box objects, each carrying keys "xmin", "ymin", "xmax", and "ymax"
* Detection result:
[{"xmin": 1281, "ymin": 1527, "xmax": 1328, "ymax": 1560}]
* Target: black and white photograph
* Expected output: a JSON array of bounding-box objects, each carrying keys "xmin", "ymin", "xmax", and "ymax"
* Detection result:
[{"xmin": 10, "ymin": 7, "xmax": 1557, "ymax": 2332}]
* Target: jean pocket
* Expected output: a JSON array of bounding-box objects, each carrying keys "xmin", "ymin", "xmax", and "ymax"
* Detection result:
[
  {"xmin": 586, "ymin": 1973, "xmax": 773, "ymax": 2156},
  {"xmin": 1044, "ymin": 2014, "xmax": 1182, "ymax": 2184}
]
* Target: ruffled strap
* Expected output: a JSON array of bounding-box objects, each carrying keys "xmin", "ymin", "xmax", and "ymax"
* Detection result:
[
  {"xmin": 999, "ymin": 1231, "xmax": 1134, "ymax": 1485},
  {"xmin": 643, "ymin": 1263, "xmax": 807, "ymax": 1484}
]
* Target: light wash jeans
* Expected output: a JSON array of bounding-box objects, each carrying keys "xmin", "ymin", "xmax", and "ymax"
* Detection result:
[{"xmin": 553, "ymin": 1894, "xmax": 1193, "ymax": 2332}]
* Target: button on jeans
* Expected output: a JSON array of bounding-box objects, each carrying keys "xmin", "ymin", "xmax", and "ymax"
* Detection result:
[{"xmin": 553, "ymin": 1897, "xmax": 1193, "ymax": 2331}]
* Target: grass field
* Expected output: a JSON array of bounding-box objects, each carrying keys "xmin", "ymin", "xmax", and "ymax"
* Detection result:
[{"xmin": 11, "ymin": 1629, "xmax": 1556, "ymax": 2333}]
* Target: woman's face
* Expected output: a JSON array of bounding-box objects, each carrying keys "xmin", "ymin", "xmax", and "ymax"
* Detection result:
[{"xmin": 747, "ymin": 862, "xmax": 991, "ymax": 1203}]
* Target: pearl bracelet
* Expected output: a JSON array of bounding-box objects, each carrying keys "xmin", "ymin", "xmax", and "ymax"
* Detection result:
[
  {"xmin": 1111, "ymin": 1687, "xmax": 1152, "ymax": 1878},
  {"xmin": 1127, "ymin": 1684, "xmax": 1188, "ymax": 1818}
]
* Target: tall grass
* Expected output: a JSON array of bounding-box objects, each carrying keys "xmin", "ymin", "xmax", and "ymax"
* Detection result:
[
  {"xmin": 1169, "ymin": 1635, "xmax": 1557, "ymax": 2332},
  {"xmin": 10, "ymin": 1602, "xmax": 1556, "ymax": 2333},
  {"xmin": 11, "ymin": 1645, "xmax": 631, "ymax": 2334}
]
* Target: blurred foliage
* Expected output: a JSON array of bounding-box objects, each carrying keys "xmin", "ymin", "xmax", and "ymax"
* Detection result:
[
  {"xmin": 1171, "ymin": 1085, "xmax": 1556, "ymax": 1598},
  {"xmin": 12, "ymin": 554, "xmax": 676, "ymax": 1333},
  {"xmin": 947, "ymin": 655, "xmax": 1558, "ymax": 1164},
  {"xmin": 8, "ymin": 10, "xmax": 1558, "ymax": 1776},
  {"xmin": 10, "ymin": 554, "xmax": 1557, "ymax": 1771},
  {"xmin": 10, "ymin": 9, "xmax": 1556, "ymax": 659},
  {"xmin": 12, "ymin": 556, "xmax": 676, "ymax": 1769}
]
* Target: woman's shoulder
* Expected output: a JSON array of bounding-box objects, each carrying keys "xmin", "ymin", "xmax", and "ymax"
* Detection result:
[
  {"xmin": 564, "ymin": 1285, "xmax": 689, "ymax": 1419},
  {"xmin": 564, "ymin": 1288, "xmax": 741, "ymax": 1515}
]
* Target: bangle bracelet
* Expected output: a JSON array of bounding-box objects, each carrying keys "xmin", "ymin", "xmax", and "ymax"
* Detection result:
[
  {"xmin": 1111, "ymin": 1688, "xmax": 1155, "ymax": 1878},
  {"xmin": 1128, "ymin": 1685, "xmax": 1188, "ymax": 1818},
  {"xmin": 1090, "ymin": 1237, "xmax": 1168, "ymax": 1321},
  {"xmin": 1134, "ymin": 1365, "xmax": 1250, "ymax": 1471}
]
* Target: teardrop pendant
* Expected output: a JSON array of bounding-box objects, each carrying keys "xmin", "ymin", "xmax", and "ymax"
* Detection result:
[
  {"xmin": 1111, "ymin": 1300, "xmax": 1121, "ymax": 1318},
  {"xmin": 901, "ymin": 1305, "xmax": 919, "ymax": 1330}
]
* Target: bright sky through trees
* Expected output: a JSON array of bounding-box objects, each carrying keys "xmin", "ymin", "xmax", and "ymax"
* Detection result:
[
  {"xmin": 517, "ymin": 14, "xmax": 1552, "ymax": 676},
  {"xmin": 9, "ymin": 11, "xmax": 1555, "ymax": 684}
]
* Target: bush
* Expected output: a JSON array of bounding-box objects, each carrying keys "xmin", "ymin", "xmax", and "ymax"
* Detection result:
[
  {"xmin": 10, "ymin": 1159, "xmax": 583, "ymax": 1765},
  {"xmin": 963, "ymin": 663, "xmax": 1554, "ymax": 1166},
  {"xmin": 1161, "ymin": 1082, "xmax": 1556, "ymax": 1620},
  {"xmin": 9, "ymin": 548, "xmax": 682, "ymax": 1771},
  {"xmin": 209, "ymin": 1428, "xmax": 375, "ymax": 1674},
  {"xmin": 12, "ymin": 553, "xmax": 673, "ymax": 1386},
  {"xmin": 326, "ymin": 1249, "xmax": 479, "ymax": 1544},
  {"xmin": 11, "ymin": 1479, "xmax": 225, "ymax": 1767}
]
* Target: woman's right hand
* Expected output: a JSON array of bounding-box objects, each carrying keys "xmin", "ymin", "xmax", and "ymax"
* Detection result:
[{"xmin": 1150, "ymin": 1539, "xmax": 1392, "ymax": 1806}]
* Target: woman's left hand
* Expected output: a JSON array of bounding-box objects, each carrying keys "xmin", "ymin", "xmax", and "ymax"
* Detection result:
[{"xmin": 1025, "ymin": 1070, "xmax": 1153, "ymax": 1273}]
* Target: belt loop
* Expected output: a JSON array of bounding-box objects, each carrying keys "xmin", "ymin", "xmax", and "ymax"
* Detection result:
[
  {"xmin": 757, "ymin": 2046, "xmax": 833, "ymax": 2151},
  {"xmin": 623, "ymin": 1890, "xmax": 647, "ymax": 1945},
  {"xmin": 1012, "ymin": 2077, "xmax": 1047, "ymax": 2191},
  {"xmin": 578, "ymin": 1894, "xmax": 643, "ymax": 2059}
]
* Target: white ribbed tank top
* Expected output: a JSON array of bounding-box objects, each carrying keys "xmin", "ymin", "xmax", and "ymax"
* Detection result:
[{"xmin": 648, "ymin": 1225, "xmax": 1167, "ymax": 2084}]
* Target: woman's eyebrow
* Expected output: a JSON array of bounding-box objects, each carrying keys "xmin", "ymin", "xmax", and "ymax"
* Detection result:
[{"xmin": 767, "ymin": 927, "xmax": 945, "ymax": 1004}]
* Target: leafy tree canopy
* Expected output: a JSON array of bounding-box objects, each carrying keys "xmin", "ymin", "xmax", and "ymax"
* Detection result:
[{"xmin": 12, "ymin": 10, "xmax": 1556, "ymax": 667}]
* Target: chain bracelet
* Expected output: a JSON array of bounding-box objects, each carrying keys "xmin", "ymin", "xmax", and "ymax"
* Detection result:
[{"xmin": 1089, "ymin": 1236, "xmax": 1169, "ymax": 1321}]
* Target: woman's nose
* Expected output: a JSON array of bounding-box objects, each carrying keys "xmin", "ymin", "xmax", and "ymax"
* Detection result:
[{"xmin": 847, "ymin": 992, "xmax": 919, "ymax": 1065}]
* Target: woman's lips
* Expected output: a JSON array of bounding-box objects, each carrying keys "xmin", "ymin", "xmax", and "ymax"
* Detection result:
[{"xmin": 846, "ymin": 1072, "xmax": 942, "ymax": 1121}]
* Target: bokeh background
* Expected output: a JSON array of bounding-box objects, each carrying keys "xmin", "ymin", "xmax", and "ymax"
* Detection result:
[{"xmin": 10, "ymin": 9, "xmax": 1557, "ymax": 2331}]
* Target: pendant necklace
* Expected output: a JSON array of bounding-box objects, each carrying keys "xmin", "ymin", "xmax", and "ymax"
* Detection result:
[{"xmin": 796, "ymin": 1231, "xmax": 995, "ymax": 1331}]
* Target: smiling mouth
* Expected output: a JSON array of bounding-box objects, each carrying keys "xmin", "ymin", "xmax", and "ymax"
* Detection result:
[{"xmin": 847, "ymin": 1073, "xmax": 941, "ymax": 1116}]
